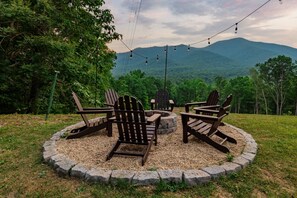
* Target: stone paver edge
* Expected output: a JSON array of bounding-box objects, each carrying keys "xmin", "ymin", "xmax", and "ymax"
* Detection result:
[{"xmin": 42, "ymin": 121, "xmax": 257, "ymax": 186}]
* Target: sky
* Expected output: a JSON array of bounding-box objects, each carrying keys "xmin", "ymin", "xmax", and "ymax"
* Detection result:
[{"xmin": 104, "ymin": 0, "xmax": 297, "ymax": 53}]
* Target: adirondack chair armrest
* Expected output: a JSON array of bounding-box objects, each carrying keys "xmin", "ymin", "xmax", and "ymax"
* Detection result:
[
  {"xmin": 147, "ymin": 113, "xmax": 161, "ymax": 124},
  {"xmin": 108, "ymin": 116, "xmax": 116, "ymax": 122},
  {"xmin": 77, "ymin": 109, "xmax": 113, "ymax": 114},
  {"xmin": 185, "ymin": 101, "xmax": 207, "ymax": 112},
  {"xmin": 198, "ymin": 104, "xmax": 220, "ymax": 109},
  {"xmin": 83, "ymin": 107, "xmax": 112, "ymax": 110},
  {"xmin": 180, "ymin": 112, "xmax": 219, "ymax": 121},
  {"xmin": 104, "ymin": 103, "xmax": 114, "ymax": 107},
  {"xmin": 194, "ymin": 107, "xmax": 220, "ymax": 114}
]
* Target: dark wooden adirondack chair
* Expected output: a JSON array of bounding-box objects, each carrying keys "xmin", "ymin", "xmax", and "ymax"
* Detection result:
[
  {"xmin": 181, "ymin": 95, "xmax": 236, "ymax": 153},
  {"xmin": 150, "ymin": 89, "xmax": 174, "ymax": 112},
  {"xmin": 185, "ymin": 90, "xmax": 219, "ymax": 113},
  {"xmin": 106, "ymin": 95, "xmax": 161, "ymax": 165},
  {"xmin": 104, "ymin": 89, "xmax": 119, "ymax": 107},
  {"xmin": 67, "ymin": 92, "xmax": 113, "ymax": 139}
]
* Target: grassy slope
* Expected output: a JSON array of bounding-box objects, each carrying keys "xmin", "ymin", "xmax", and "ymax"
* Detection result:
[{"xmin": 0, "ymin": 113, "xmax": 296, "ymax": 197}]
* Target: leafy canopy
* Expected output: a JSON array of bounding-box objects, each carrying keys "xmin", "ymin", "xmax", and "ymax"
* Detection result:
[{"xmin": 0, "ymin": 0, "xmax": 121, "ymax": 113}]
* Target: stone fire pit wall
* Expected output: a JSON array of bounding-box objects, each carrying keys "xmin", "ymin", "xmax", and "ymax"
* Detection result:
[{"xmin": 145, "ymin": 110, "xmax": 177, "ymax": 134}]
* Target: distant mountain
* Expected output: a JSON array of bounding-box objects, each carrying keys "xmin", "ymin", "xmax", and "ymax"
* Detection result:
[{"xmin": 113, "ymin": 38, "xmax": 297, "ymax": 82}]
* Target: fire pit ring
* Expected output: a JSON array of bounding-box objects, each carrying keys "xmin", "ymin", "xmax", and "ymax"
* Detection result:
[{"xmin": 145, "ymin": 110, "xmax": 177, "ymax": 134}]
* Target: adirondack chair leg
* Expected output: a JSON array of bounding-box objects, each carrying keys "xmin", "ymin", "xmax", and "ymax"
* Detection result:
[
  {"xmin": 215, "ymin": 130, "xmax": 237, "ymax": 144},
  {"xmin": 182, "ymin": 115, "xmax": 189, "ymax": 143},
  {"xmin": 106, "ymin": 111, "xmax": 113, "ymax": 137},
  {"xmin": 190, "ymin": 130, "xmax": 230, "ymax": 153},
  {"xmin": 67, "ymin": 123, "xmax": 107, "ymax": 139},
  {"xmin": 142, "ymin": 139, "xmax": 154, "ymax": 166},
  {"xmin": 106, "ymin": 141, "xmax": 121, "ymax": 161}
]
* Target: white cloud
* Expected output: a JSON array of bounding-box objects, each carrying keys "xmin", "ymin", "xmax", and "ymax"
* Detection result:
[{"xmin": 105, "ymin": 0, "xmax": 297, "ymax": 52}]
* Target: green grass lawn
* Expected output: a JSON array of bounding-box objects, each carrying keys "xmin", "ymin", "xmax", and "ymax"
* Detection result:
[{"xmin": 0, "ymin": 113, "xmax": 296, "ymax": 197}]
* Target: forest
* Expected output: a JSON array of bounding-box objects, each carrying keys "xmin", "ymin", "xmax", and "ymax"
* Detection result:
[{"xmin": 1, "ymin": 1, "xmax": 297, "ymax": 115}]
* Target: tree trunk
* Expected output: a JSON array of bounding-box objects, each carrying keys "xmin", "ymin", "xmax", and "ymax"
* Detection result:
[
  {"xmin": 27, "ymin": 77, "xmax": 40, "ymax": 114},
  {"xmin": 262, "ymin": 89, "xmax": 268, "ymax": 115}
]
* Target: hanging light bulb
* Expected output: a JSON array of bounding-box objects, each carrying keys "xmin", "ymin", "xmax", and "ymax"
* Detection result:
[
  {"xmin": 145, "ymin": 57, "xmax": 148, "ymax": 65},
  {"xmin": 157, "ymin": 55, "xmax": 159, "ymax": 61},
  {"xmin": 235, "ymin": 23, "xmax": 238, "ymax": 34},
  {"xmin": 208, "ymin": 38, "xmax": 210, "ymax": 45},
  {"xmin": 129, "ymin": 50, "xmax": 133, "ymax": 58},
  {"xmin": 187, "ymin": 45, "xmax": 190, "ymax": 51}
]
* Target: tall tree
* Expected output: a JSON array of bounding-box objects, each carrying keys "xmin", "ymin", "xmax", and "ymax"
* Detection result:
[
  {"xmin": 0, "ymin": 0, "xmax": 120, "ymax": 113},
  {"xmin": 256, "ymin": 55, "xmax": 296, "ymax": 115}
]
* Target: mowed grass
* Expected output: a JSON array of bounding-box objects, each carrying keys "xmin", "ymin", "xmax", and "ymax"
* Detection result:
[{"xmin": 0, "ymin": 112, "xmax": 296, "ymax": 197}]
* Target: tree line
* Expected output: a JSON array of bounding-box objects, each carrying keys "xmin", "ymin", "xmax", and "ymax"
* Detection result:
[{"xmin": 112, "ymin": 55, "xmax": 297, "ymax": 115}]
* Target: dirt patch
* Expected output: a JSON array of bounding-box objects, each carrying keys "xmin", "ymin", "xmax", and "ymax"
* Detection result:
[{"xmin": 56, "ymin": 114, "xmax": 246, "ymax": 171}]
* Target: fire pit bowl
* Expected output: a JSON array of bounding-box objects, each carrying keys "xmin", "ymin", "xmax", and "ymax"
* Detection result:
[{"xmin": 145, "ymin": 110, "xmax": 177, "ymax": 134}]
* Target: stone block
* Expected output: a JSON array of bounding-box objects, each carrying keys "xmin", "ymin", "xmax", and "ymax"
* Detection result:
[
  {"xmin": 132, "ymin": 171, "xmax": 160, "ymax": 185},
  {"xmin": 158, "ymin": 170, "xmax": 183, "ymax": 183},
  {"xmin": 110, "ymin": 170, "xmax": 136, "ymax": 184},
  {"xmin": 48, "ymin": 154, "xmax": 66, "ymax": 168},
  {"xmin": 241, "ymin": 152, "xmax": 256, "ymax": 163},
  {"xmin": 233, "ymin": 156, "xmax": 250, "ymax": 168},
  {"xmin": 220, "ymin": 162, "xmax": 242, "ymax": 174},
  {"xmin": 71, "ymin": 164, "xmax": 89, "ymax": 179},
  {"xmin": 55, "ymin": 158, "xmax": 76, "ymax": 176},
  {"xmin": 43, "ymin": 151, "xmax": 57, "ymax": 163},
  {"xmin": 201, "ymin": 165, "xmax": 226, "ymax": 179},
  {"xmin": 244, "ymin": 142, "xmax": 258, "ymax": 154},
  {"xmin": 183, "ymin": 170, "xmax": 211, "ymax": 186},
  {"xmin": 85, "ymin": 168, "xmax": 112, "ymax": 183}
]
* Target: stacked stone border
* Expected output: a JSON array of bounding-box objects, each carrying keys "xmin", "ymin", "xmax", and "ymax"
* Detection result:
[{"xmin": 43, "ymin": 120, "xmax": 257, "ymax": 186}]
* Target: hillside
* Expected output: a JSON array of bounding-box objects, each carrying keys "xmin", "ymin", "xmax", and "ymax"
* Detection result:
[{"xmin": 113, "ymin": 38, "xmax": 297, "ymax": 81}]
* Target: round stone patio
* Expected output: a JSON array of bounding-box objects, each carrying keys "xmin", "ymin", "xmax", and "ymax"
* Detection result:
[{"xmin": 42, "ymin": 117, "xmax": 257, "ymax": 186}]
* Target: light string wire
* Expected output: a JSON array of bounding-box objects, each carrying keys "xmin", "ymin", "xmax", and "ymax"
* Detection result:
[{"xmin": 118, "ymin": 0, "xmax": 280, "ymax": 63}]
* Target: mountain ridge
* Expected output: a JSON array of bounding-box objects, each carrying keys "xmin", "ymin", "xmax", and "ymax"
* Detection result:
[{"xmin": 113, "ymin": 37, "xmax": 297, "ymax": 81}]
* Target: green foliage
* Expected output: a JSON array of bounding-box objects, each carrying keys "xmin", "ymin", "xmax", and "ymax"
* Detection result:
[
  {"xmin": 155, "ymin": 180, "xmax": 188, "ymax": 194},
  {"xmin": 256, "ymin": 55, "xmax": 297, "ymax": 115},
  {"xmin": 0, "ymin": 0, "xmax": 120, "ymax": 114},
  {"xmin": 226, "ymin": 153, "xmax": 234, "ymax": 162}
]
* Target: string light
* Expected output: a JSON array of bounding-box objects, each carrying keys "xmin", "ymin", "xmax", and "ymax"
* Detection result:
[
  {"xmin": 118, "ymin": 0, "xmax": 281, "ymax": 66},
  {"xmin": 129, "ymin": 50, "xmax": 133, "ymax": 58}
]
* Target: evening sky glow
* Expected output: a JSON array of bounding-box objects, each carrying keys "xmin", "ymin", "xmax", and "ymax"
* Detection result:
[{"xmin": 104, "ymin": 0, "xmax": 297, "ymax": 53}]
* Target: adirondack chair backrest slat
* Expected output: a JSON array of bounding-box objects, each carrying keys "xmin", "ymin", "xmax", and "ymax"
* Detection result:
[
  {"xmin": 155, "ymin": 89, "xmax": 170, "ymax": 110},
  {"xmin": 105, "ymin": 89, "xmax": 119, "ymax": 107},
  {"xmin": 206, "ymin": 90, "xmax": 219, "ymax": 106},
  {"xmin": 208, "ymin": 95, "xmax": 232, "ymax": 136},
  {"xmin": 114, "ymin": 95, "xmax": 148, "ymax": 144},
  {"xmin": 72, "ymin": 92, "xmax": 90, "ymax": 127}
]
